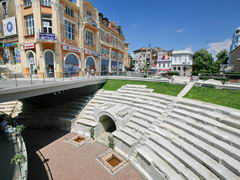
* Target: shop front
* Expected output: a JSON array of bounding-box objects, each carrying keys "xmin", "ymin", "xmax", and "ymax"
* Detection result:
[
  {"xmin": 0, "ymin": 42, "xmax": 19, "ymax": 65},
  {"xmin": 62, "ymin": 44, "xmax": 82, "ymax": 77},
  {"xmin": 101, "ymin": 58, "xmax": 109, "ymax": 75},
  {"xmin": 43, "ymin": 49, "xmax": 55, "ymax": 77},
  {"xmin": 64, "ymin": 53, "xmax": 80, "ymax": 77},
  {"xmin": 111, "ymin": 60, "xmax": 118, "ymax": 74},
  {"xmin": 86, "ymin": 56, "xmax": 96, "ymax": 70}
]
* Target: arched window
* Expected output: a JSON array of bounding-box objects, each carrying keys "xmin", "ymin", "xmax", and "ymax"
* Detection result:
[
  {"xmin": 64, "ymin": 54, "xmax": 80, "ymax": 74},
  {"xmin": 26, "ymin": 51, "xmax": 36, "ymax": 75},
  {"xmin": 86, "ymin": 57, "xmax": 95, "ymax": 70},
  {"xmin": 44, "ymin": 50, "xmax": 54, "ymax": 77}
]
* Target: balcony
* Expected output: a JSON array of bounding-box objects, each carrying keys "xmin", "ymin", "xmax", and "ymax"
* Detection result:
[{"xmin": 84, "ymin": 16, "xmax": 98, "ymax": 27}]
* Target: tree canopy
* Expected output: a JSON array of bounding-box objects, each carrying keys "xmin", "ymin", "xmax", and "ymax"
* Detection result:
[
  {"xmin": 216, "ymin": 50, "xmax": 229, "ymax": 65},
  {"xmin": 192, "ymin": 49, "xmax": 229, "ymax": 74},
  {"xmin": 193, "ymin": 49, "xmax": 215, "ymax": 73}
]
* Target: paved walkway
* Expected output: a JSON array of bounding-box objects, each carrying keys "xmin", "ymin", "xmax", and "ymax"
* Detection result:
[
  {"xmin": 177, "ymin": 82, "xmax": 194, "ymax": 98},
  {"xmin": 0, "ymin": 76, "xmax": 99, "ymax": 90},
  {"xmin": 23, "ymin": 129, "xmax": 142, "ymax": 180}
]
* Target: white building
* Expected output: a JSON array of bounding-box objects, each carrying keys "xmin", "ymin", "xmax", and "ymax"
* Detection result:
[
  {"xmin": 170, "ymin": 50, "xmax": 194, "ymax": 76},
  {"xmin": 157, "ymin": 50, "xmax": 172, "ymax": 72}
]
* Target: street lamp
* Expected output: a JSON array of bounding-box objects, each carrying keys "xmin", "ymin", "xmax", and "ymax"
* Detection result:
[
  {"xmin": 0, "ymin": 0, "xmax": 8, "ymax": 65},
  {"xmin": 0, "ymin": 0, "xmax": 7, "ymax": 17}
]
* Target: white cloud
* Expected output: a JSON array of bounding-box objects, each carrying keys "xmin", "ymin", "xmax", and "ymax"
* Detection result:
[
  {"xmin": 176, "ymin": 29, "xmax": 185, "ymax": 33},
  {"xmin": 183, "ymin": 46, "xmax": 193, "ymax": 52},
  {"xmin": 207, "ymin": 39, "xmax": 231, "ymax": 58}
]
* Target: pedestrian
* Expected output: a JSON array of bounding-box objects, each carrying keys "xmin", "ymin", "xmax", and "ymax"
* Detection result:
[{"xmin": 91, "ymin": 68, "xmax": 95, "ymax": 77}]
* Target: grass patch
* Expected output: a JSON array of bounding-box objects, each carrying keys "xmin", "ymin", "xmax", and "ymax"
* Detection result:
[
  {"xmin": 185, "ymin": 86, "xmax": 240, "ymax": 110},
  {"xmin": 102, "ymin": 79, "xmax": 184, "ymax": 96}
]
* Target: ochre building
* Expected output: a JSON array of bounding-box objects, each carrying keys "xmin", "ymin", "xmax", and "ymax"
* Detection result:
[{"xmin": 0, "ymin": 0, "xmax": 127, "ymax": 77}]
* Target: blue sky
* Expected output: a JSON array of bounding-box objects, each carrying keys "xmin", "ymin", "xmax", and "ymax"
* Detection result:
[{"xmin": 90, "ymin": 0, "xmax": 240, "ymax": 55}]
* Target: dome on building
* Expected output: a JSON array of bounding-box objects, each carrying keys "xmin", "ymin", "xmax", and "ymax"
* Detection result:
[
  {"xmin": 234, "ymin": 27, "xmax": 240, "ymax": 36},
  {"xmin": 230, "ymin": 27, "xmax": 240, "ymax": 52}
]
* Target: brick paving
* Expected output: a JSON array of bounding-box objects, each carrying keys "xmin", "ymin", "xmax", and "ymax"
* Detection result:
[{"xmin": 37, "ymin": 133, "xmax": 143, "ymax": 180}]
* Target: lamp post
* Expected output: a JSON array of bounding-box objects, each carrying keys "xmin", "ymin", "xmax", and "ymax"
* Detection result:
[
  {"xmin": 0, "ymin": 0, "xmax": 8, "ymax": 63},
  {"xmin": 0, "ymin": 0, "xmax": 7, "ymax": 18}
]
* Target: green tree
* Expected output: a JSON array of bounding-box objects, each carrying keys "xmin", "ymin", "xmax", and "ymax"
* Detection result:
[
  {"xmin": 193, "ymin": 49, "xmax": 215, "ymax": 73},
  {"xmin": 216, "ymin": 50, "xmax": 229, "ymax": 64},
  {"xmin": 212, "ymin": 50, "xmax": 229, "ymax": 73}
]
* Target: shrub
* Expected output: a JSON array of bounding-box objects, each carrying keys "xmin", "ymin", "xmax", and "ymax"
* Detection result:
[
  {"xmin": 167, "ymin": 71, "xmax": 179, "ymax": 76},
  {"xmin": 191, "ymin": 72, "xmax": 199, "ymax": 76}
]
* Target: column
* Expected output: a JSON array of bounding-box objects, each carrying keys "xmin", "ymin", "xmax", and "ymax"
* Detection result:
[
  {"xmin": 15, "ymin": 0, "xmax": 27, "ymax": 75},
  {"xmin": 109, "ymin": 48, "xmax": 112, "ymax": 73},
  {"xmin": 35, "ymin": 43, "xmax": 45, "ymax": 78},
  {"xmin": 52, "ymin": 0, "xmax": 63, "ymax": 78}
]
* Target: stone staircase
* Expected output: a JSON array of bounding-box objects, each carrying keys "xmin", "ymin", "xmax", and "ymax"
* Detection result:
[
  {"xmin": 0, "ymin": 101, "xmax": 20, "ymax": 116},
  {"xmin": 17, "ymin": 96, "xmax": 92, "ymax": 131},
  {"xmin": 72, "ymin": 84, "xmax": 240, "ymax": 180}
]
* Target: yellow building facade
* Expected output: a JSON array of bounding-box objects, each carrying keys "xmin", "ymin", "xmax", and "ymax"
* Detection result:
[{"xmin": 12, "ymin": 0, "xmax": 126, "ymax": 77}]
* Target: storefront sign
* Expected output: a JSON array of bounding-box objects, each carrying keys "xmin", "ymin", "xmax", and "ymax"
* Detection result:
[
  {"xmin": 3, "ymin": 17, "xmax": 17, "ymax": 37},
  {"xmin": 0, "ymin": 42, "xmax": 18, "ymax": 47},
  {"xmin": 24, "ymin": 43, "xmax": 35, "ymax": 50},
  {"xmin": 39, "ymin": 33, "xmax": 56, "ymax": 41},
  {"xmin": 62, "ymin": 44, "xmax": 81, "ymax": 53},
  {"xmin": 84, "ymin": 49, "xmax": 98, "ymax": 57}
]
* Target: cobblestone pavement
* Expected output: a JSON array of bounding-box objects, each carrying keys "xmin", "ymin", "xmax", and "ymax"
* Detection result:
[{"xmin": 23, "ymin": 129, "xmax": 143, "ymax": 180}]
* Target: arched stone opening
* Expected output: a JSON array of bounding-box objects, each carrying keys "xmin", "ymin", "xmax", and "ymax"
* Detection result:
[{"xmin": 99, "ymin": 115, "xmax": 116, "ymax": 133}]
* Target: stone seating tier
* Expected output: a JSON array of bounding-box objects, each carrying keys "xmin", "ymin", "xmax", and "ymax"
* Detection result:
[{"xmin": 73, "ymin": 85, "xmax": 240, "ymax": 179}]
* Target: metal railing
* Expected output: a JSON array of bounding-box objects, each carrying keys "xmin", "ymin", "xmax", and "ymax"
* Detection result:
[
  {"xmin": 1, "ymin": 71, "xmax": 239, "ymax": 89},
  {"xmin": 0, "ymin": 71, "xmax": 173, "ymax": 87}
]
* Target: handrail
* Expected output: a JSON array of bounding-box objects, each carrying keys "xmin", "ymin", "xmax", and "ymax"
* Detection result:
[{"xmin": 37, "ymin": 150, "xmax": 53, "ymax": 180}]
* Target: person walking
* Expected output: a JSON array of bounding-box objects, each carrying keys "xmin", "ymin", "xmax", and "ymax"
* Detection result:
[{"xmin": 91, "ymin": 68, "xmax": 95, "ymax": 78}]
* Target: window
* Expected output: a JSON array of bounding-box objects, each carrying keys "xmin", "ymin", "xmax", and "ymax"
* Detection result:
[
  {"xmin": 85, "ymin": 30, "xmax": 93, "ymax": 46},
  {"xmin": 42, "ymin": 14, "xmax": 52, "ymax": 33},
  {"xmin": 65, "ymin": 7, "xmax": 74, "ymax": 17},
  {"xmin": 106, "ymin": 33, "xmax": 110, "ymax": 43},
  {"xmin": 86, "ymin": 11, "xmax": 92, "ymax": 18},
  {"xmin": 25, "ymin": 15, "xmax": 35, "ymax": 35},
  {"xmin": 101, "ymin": 47, "xmax": 109, "ymax": 55},
  {"xmin": 64, "ymin": 20, "xmax": 75, "ymax": 40},
  {"xmin": 173, "ymin": 67, "xmax": 176, "ymax": 70},
  {"xmin": 111, "ymin": 51, "xmax": 118, "ymax": 59},
  {"xmin": 41, "ymin": 0, "xmax": 51, "ymax": 6},
  {"xmin": 178, "ymin": 67, "xmax": 181, "ymax": 70},
  {"xmin": 24, "ymin": 0, "xmax": 32, "ymax": 7}
]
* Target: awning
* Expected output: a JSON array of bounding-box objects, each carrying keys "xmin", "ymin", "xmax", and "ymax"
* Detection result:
[{"xmin": 0, "ymin": 42, "xmax": 18, "ymax": 47}]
